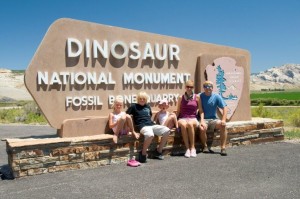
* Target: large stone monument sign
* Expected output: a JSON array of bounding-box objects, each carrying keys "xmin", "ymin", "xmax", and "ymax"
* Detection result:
[{"xmin": 25, "ymin": 18, "xmax": 251, "ymax": 137}]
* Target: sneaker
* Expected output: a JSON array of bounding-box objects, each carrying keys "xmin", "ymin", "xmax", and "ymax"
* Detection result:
[
  {"xmin": 127, "ymin": 159, "xmax": 141, "ymax": 167},
  {"xmin": 202, "ymin": 146, "xmax": 209, "ymax": 153},
  {"xmin": 202, "ymin": 146, "xmax": 214, "ymax": 153},
  {"xmin": 190, "ymin": 149, "xmax": 197, "ymax": 158},
  {"xmin": 153, "ymin": 149, "xmax": 164, "ymax": 160},
  {"xmin": 184, "ymin": 149, "xmax": 191, "ymax": 158},
  {"xmin": 139, "ymin": 151, "xmax": 147, "ymax": 163},
  {"xmin": 220, "ymin": 149, "xmax": 227, "ymax": 156}
]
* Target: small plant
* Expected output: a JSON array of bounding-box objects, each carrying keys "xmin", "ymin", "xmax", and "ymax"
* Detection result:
[
  {"xmin": 252, "ymin": 104, "xmax": 270, "ymax": 118},
  {"xmin": 0, "ymin": 101, "xmax": 47, "ymax": 124},
  {"xmin": 289, "ymin": 110, "xmax": 300, "ymax": 127},
  {"xmin": 284, "ymin": 128, "xmax": 300, "ymax": 139}
]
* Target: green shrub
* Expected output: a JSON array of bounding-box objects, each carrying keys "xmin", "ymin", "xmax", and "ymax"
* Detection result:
[
  {"xmin": 251, "ymin": 98, "xmax": 300, "ymax": 106},
  {"xmin": 0, "ymin": 108, "xmax": 25, "ymax": 123},
  {"xmin": 24, "ymin": 112, "xmax": 47, "ymax": 124},
  {"xmin": 252, "ymin": 104, "xmax": 270, "ymax": 117},
  {"xmin": 23, "ymin": 101, "xmax": 42, "ymax": 115},
  {"xmin": 289, "ymin": 110, "xmax": 300, "ymax": 127},
  {"xmin": 0, "ymin": 101, "xmax": 47, "ymax": 124}
]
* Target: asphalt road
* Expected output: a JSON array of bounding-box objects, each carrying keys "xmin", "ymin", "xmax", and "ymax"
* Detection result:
[{"xmin": 0, "ymin": 124, "xmax": 299, "ymax": 199}]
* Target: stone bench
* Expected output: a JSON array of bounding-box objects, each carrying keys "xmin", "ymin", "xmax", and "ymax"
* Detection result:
[{"xmin": 6, "ymin": 118, "xmax": 284, "ymax": 178}]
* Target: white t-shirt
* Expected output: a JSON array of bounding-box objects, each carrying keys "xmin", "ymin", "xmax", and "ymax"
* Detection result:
[
  {"xmin": 158, "ymin": 112, "xmax": 169, "ymax": 125},
  {"xmin": 112, "ymin": 111, "xmax": 126, "ymax": 133}
]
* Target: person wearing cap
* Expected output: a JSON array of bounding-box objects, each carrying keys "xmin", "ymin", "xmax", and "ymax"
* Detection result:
[
  {"xmin": 199, "ymin": 81, "xmax": 228, "ymax": 156},
  {"xmin": 176, "ymin": 80, "xmax": 205, "ymax": 158},
  {"xmin": 154, "ymin": 99, "xmax": 178, "ymax": 130},
  {"xmin": 126, "ymin": 92, "xmax": 170, "ymax": 163}
]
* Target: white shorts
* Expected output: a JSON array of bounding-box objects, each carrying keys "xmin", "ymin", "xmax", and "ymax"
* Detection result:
[
  {"xmin": 140, "ymin": 125, "xmax": 170, "ymax": 139},
  {"xmin": 178, "ymin": 118, "xmax": 199, "ymax": 127}
]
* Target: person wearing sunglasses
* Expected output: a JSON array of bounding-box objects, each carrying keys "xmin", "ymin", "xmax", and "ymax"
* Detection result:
[
  {"xmin": 199, "ymin": 81, "xmax": 228, "ymax": 156},
  {"xmin": 176, "ymin": 80, "xmax": 205, "ymax": 158}
]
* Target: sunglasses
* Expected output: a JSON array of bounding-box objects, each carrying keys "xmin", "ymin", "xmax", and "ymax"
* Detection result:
[
  {"xmin": 203, "ymin": 85, "xmax": 213, "ymax": 89},
  {"xmin": 186, "ymin": 86, "xmax": 194, "ymax": 89}
]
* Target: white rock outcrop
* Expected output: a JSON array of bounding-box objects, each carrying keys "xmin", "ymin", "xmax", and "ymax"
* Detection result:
[{"xmin": 250, "ymin": 64, "xmax": 300, "ymax": 90}]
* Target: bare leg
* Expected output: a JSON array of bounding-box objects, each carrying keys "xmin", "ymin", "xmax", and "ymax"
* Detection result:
[
  {"xmin": 125, "ymin": 114, "xmax": 140, "ymax": 139},
  {"xmin": 157, "ymin": 130, "xmax": 170, "ymax": 153},
  {"xmin": 113, "ymin": 118, "xmax": 125, "ymax": 144},
  {"xmin": 164, "ymin": 117, "xmax": 175, "ymax": 129},
  {"xmin": 115, "ymin": 116, "xmax": 126, "ymax": 135},
  {"xmin": 170, "ymin": 113, "xmax": 179, "ymax": 128},
  {"xmin": 142, "ymin": 136, "xmax": 153, "ymax": 155},
  {"xmin": 112, "ymin": 134, "xmax": 118, "ymax": 144},
  {"xmin": 199, "ymin": 126, "xmax": 207, "ymax": 149},
  {"xmin": 187, "ymin": 122, "xmax": 195, "ymax": 149},
  {"xmin": 178, "ymin": 120, "xmax": 189, "ymax": 149},
  {"xmin": 165, "ymin": 114, "xmax": 178, "ymax": 129},
  {"xmin": 218, "ymin": 123, "xmax": 227, "ymax": 149}
]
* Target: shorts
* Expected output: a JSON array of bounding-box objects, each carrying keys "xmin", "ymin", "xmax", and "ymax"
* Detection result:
[
  {"xmin": 140, "ymin": 125, "xmax": 170, "ymax": 139},
  {"xmin": 178, "ymin": 118, "xmax": 199, "ymax": 127},
  {"xmin": 204, "ymin": 119, "xmax": 219, "ymax": 132}
]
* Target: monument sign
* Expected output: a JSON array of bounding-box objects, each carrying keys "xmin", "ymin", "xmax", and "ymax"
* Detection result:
[{"xmin": 25, "ymin": 18, "xmax": 251, "ymax": 137}]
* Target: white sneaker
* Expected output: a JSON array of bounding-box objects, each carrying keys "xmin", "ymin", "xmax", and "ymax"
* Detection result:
[
  {"xmin": 190, "ymin": 149, "xmax": 197, "ymax": 158},
  {"xmin": 184, "ymin": 149, "xmax": 191, "ymax": 158}
]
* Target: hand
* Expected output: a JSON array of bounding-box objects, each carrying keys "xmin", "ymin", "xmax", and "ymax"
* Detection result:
[
  {"xmin": 201, "ymin": 122, "xmax": 207, "ymax": 130},
  {"xmin": 221, "ymin": 120, "xmax": 226, "ymax": 126}
]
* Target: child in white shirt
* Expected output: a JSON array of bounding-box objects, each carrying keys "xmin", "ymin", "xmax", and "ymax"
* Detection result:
[
  {"xmin": 108, "ymin": 96, "xmax": 139, "ymax": 143},
  {"xmin": 154, "ymin": 99, "xmax": 178, "ymax": 130}
]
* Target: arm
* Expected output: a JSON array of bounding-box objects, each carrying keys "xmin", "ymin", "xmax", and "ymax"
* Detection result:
[
  {"xmin": 197, "ymin": 95, "xmax": 207, "ymax": 129},
  {"xmin": 176, "ymin": 96, "xmax": 182, "ymax": 118},
  {"xmin": 108, "ymin": 113, "xmax": 117, "ymax": 129},
  {"xmin": 126, "ymin": 105, "xmax": 132, "ymax": 115},
  {"xmin": 217, "ymin": 95, "xmax": 227, "ymax": 126},
  {"xmin": 220, "ymin": 106, "xmax": 228, "ymax": 126},
  {"xmin": 153, "ymin": 111, "xmax": 160, "ymax": 124}
]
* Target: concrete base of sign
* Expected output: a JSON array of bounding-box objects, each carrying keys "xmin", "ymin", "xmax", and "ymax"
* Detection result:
[
  {"xmin": 6, "ymin": 118, "xmax": 284, "ymax": 178},
  {"xmin": 58, "ymin": 116, "xmax": 108, "ymax": 137}
]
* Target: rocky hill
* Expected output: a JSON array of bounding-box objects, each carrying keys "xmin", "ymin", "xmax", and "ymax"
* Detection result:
[
  {"xmin": 0, "ymin": 68, "xmax": 32, "ymax": 102},
  {"xmin": 250, "ymin": 64, "xmax": 300, "ymax": 91}
]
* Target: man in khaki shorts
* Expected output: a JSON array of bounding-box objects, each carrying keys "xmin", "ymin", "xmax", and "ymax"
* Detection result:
[{"xmin": 199, "ymin": 81, "xmax": 228, "ymax": 156}]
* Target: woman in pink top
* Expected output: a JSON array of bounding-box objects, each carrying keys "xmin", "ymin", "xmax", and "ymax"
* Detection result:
[{"xmin": 176, "ymin": 80, "xmax": 205, "ymax": 158}]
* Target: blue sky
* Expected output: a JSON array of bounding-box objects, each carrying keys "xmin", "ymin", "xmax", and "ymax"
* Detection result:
[{"xmin": 0, "ymin": 0, "xmax": 299, "ymax": 73}]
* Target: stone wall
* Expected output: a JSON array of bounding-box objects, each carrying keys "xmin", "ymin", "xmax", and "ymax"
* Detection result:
[{"xmin": 6, "ymin": 118, "xmax": 284, "ymax": 178}]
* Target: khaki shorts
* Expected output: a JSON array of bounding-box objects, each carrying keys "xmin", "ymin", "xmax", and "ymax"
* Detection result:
[{"xmin": 204, "ymin": 119, "xmax": 219, "ymax": 132}]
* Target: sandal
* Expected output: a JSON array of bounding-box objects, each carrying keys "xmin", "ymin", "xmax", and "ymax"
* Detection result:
[{"xmin": 220, "ymin": 149, "xmax": 227, "ymax": 156}]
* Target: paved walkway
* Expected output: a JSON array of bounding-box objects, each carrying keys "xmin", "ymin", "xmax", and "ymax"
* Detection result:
[{"xmin": 0, "ymin": 125, "xmax": 299, "ymax": 199}]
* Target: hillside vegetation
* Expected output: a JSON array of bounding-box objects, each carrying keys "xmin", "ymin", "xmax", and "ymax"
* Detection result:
[{"xmin": 250, "ymin": 91, "xmax": 300, "ymax": 106}]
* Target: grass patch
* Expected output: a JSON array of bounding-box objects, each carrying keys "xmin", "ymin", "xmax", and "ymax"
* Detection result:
[
  {"xmin": 11, "ymin": 69, "xmax": 25, "ymax": 74},
  {"xmin": 0, "ymin": 101, "xmax": 47, "ymax": 124},
  {"xmin": 250, "ymin": 91, "xmax": 300, "ymax": 100},
  {"xmin": 250, "ymin": 91, "xmax": 300, "ymax": 106},
  {"xmin": 0, "ymin": 100, "xmax": 31, "ymax": 107},
  {"xmin": 284, "ymin": 128, "xmax": 300, "ymax": 140},
  {"xmin": 251, "ymin": 106, "xmax": 300, "ymax": 126},
  {"xmin": 252, "ymin": 105, "xmax": 300, "ymax": 139}
]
